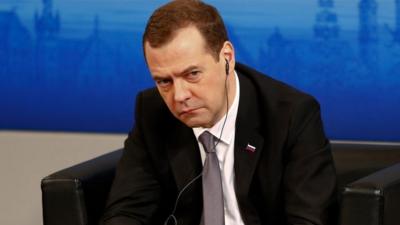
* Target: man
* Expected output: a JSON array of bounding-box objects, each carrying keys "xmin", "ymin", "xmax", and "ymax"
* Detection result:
[{"xmin": 101, "ymin": 1, "xmax": 337, "ymax": 225}]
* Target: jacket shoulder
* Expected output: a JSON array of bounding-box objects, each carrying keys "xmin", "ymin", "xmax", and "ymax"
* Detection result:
[{"xmin": 235, "ymin": 62, "xmax": 318, "ymax": 107}]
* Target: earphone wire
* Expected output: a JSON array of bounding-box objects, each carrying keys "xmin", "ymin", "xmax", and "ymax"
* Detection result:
[
  {"xmin": 213, "ymin": 67, "xmax": 230, "ymax": 150},
  {"xmin": 164, "ymin": 172, "xmax": 203, "ymax": 225},
  {"xmin": 164, "ymin": 65, "xmax": 230, "ymax": 225}
]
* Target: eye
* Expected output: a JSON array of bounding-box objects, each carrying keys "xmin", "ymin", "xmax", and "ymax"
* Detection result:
[
  {"xmin": 190, "ymin": 70, "xmax": 199, "ymax": 76},
  {"xmin": 156, "ymin": 78, "xmax": 172, "ymax": 89},
  {"xmin": 186, "ymin": 70, "xmax": 201, "ymax": 81}
]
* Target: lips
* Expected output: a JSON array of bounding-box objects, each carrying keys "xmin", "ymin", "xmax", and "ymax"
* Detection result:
[{"xmin": 179, "ymin": 107, "xmax": 200, "ymax": 116}]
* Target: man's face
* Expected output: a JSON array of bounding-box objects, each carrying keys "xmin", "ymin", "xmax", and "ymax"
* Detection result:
[{"xmin": 144, "ymin": 26, "xmax": 233, "ymax": 128}]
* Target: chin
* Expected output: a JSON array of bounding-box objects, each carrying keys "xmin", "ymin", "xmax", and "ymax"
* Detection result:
[
  {"xmin": 181, "ymin": 118, "xmax": 211, "ymax": 128},
  {"xmin": 182, "ymin": 121, "xmax": 204, "ymax": 128}
]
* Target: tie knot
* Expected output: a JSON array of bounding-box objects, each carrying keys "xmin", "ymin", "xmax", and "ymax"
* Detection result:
[{"xmin": 199, "ymin": 131, "xmax": 216, "ymax": 153}]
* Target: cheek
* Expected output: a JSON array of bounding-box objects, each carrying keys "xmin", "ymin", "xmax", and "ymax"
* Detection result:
[{"xmin": 203, "ymin": 87, "xmax": 225, "ymax": 109}]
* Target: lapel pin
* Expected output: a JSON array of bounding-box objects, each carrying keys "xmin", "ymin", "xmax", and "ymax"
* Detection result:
[{"xmin": 245, "ymin": 143, "xmax": 256, "ymax": 153}]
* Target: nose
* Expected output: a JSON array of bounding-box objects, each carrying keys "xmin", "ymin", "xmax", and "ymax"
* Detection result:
[{"xmin": 173, "ymin": 80, "xmax": 191, "ymax": 103}]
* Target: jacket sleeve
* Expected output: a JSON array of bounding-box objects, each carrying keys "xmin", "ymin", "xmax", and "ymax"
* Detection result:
[
  {"xmin": 100, "ymin": 92, "xmax": 162, "ymax": 225},
  {"xmin": 283, "ymin": 97, "xmax": 338, "ymax": 225}
]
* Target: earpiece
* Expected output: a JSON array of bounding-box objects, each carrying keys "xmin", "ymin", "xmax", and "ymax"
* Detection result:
[{"xmin": 225, "ymin": 58, "xmax": 229, "ymax": 76}]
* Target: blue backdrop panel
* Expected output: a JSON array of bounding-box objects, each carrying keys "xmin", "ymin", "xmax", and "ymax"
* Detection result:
[{"xmin": 0, "ymin": 0, "xmax": 399, "ymax": 141}]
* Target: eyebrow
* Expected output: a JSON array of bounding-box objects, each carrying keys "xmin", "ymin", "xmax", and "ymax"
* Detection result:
[{"xmin": 152, "ymin": 65, "xmax": 200, "ymax": 80}]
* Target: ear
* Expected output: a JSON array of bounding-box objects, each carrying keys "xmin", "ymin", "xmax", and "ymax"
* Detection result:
[{"xmin": 220, "ymin": 41, "xmax": 235, "ymax": 75}]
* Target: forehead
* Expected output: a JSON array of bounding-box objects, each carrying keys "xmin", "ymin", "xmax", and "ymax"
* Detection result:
[{"xmin": 144, "ymin": 26, "xmax": 213, "ymax": 72}]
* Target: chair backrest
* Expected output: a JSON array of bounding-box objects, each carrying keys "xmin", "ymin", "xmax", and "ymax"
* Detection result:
[
  {"xmin": 331, "ymin": 141, "xmax": 400, "ymax": 225},
  {"xmin": 331, "ymin": 141, "xmax": 400, "ymax": 191},
  {"xmin": 42, "ymin": 149, "xmax": 123, "ymax": 225}
]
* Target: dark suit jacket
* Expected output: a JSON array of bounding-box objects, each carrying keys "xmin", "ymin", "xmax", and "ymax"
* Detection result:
[{"xmin": 101, "ymin": 63, "xmax": 337, "ymax": 225}]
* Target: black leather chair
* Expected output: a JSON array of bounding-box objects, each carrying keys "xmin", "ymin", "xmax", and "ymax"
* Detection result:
[{"xmin": 41, "ymin": 141, "xmax": 400, "ymax": 225}]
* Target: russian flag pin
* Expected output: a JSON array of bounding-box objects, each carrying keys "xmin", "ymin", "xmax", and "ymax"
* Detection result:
[{"xmin": 245, "ymin": 143, "xmax": 256, "ymax": 153}]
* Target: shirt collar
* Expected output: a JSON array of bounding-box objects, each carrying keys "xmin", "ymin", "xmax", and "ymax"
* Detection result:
[{"xmin": 193, "ymin": 71, "xmax": 240, "ymax": 144}]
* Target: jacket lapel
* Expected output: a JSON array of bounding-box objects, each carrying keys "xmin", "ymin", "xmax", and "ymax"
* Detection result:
[
  {"xmin": 234, "ymin": 72, "xmax": 265, "ymax": 197},
  {"xmin": 165, "ymin": 121, "xmax": 203, "ymax": 192}
]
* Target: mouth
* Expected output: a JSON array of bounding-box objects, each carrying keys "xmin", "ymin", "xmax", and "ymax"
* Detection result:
[{"xmin": 179, "ymin": 107, "xmax": 200, "ymax": 117}]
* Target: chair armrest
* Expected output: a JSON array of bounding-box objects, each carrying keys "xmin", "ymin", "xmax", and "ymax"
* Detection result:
[
  {"xmin": 339, "ymin": 162, "xmax": 400, "ymax": 225},
  {"xmin": 41, "ymin": 149, "xmax": 123, "ymax": 225}
]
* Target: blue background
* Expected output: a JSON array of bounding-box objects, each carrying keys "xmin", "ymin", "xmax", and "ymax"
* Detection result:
[{"xmin": 0, "ymin": 0, "xmax": 399, "ymax": 141}]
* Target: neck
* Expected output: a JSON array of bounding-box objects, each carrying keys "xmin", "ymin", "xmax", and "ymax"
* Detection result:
[{"xmin": 226, "ymin": 70, "xmax": 237, "ymax": 113}]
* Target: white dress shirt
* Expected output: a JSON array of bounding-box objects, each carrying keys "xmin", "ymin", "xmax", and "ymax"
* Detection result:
[{"xmin": 193, "ymin": 71, "xmax": 245, "ymax": 225}]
